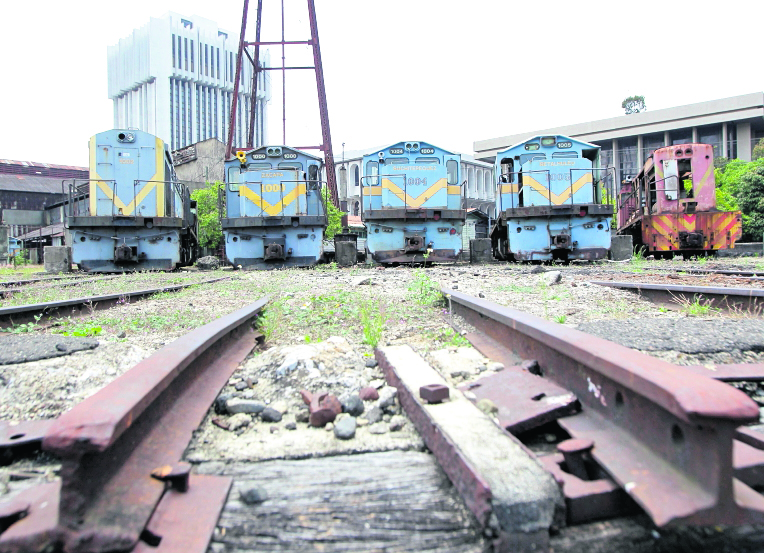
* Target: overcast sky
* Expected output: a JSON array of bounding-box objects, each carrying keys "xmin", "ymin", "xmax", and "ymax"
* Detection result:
[{"xmin": 1, "ymin": 1, "xmax": 762, "ymax": 166}]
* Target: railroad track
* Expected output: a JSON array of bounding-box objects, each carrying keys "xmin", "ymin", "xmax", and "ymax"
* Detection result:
[
  {"xmin": 0, "ymin": 276, "xmax": 121, "ymax": 299},
  {"xmin": 590, "ymin": 280, "xmax": 764, "ymax": 312},
  {"xmin": 437, "ymin": 287, "xmax": 764, "ymax": 530},
  {"xmin": 0, "ymin": 276, "xmax": 233, "ymax": 326},
  {"xmin": 2, "ymin": 279, "xmax": 764, "ymax": 552},
  {"xmin": 0, "ymin": 296, "xmax": 269, "ymax": 552}
]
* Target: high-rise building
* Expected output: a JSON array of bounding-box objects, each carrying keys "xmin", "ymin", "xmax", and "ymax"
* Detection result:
[{"xmin": 108, "ymin": 12, "xmax": 269, "ymax": 152}]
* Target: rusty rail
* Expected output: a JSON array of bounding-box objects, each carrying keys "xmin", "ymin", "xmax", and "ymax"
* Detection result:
[
  {"xmin": 0, "ymin": 276, "xmax": 121, "ymax": 299},
  {"xmin": 0, "ymin": 296, "xmax": 269, "ymax": 552},
  {"xmin": 590, "ymin": 280, "xmax": 764, "ymax": 313},
  {"xmin": 443, "ymin": 287, "xmax": 764, "ymax": 527},
  {"xmin": 0, "ymin": 276, "xmax": 233, "ymax": 325}
]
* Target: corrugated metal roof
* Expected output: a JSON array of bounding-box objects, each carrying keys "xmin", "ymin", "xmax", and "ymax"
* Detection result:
[
  {"xmin": 0, "ymin": 174, "xmax": 68, "ymax": 194},
  {"xmin": 15, "ymin": 223, "xmax": 65, "ymax": 240},
  {"xmin": 0, "ymin": 159, "xmax": 87, "ymax": 172}
]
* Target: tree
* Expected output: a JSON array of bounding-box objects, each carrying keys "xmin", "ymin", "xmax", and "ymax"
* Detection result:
[
  {"xmin": 752, "ymin": 138, "xmax": 764, "ymax": 161},
  {"xmin": 622, "ymin": 95, "xmax": 646, "ymax": 115},
  {"xmin": 322, "ymin": 188, "xmax": 342, "ymax": 240},
  {"xmin": 735, "ymin": 162, "xmax": 764, "ymax": 241},
  {"xmin": 715, "ymin": 158, "xmax": 764, "ymax": 241},
  {"xmin": 190, "ymin": 182, "xmax": 222, "ymax": 249}
]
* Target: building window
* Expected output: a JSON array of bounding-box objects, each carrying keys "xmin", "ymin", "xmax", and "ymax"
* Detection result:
[
  {"xmin": 641, "ymin": 133, "xmax": 664, "ymax": 162},
  {"xmin": 218, "ymin": 31, "xmax": 227, "ymax": 39},
  {"xmin": 698, "ymin": 125, "xmax": 723, "ymax": 159},
  {"xmin": 170, "ymin": 79, "xmax": 174, "ymax": 149},
  {"xmin": 727, "ymin": 125, "xmax": 737, "ymax": 159},
  {"xmin": 670, "ymin": 129, "xmax": 692, "ymax": 145},
  {"xmin": 353, "ymin": 165, "xmax": 360, "ymax": 186},
  {"xmin": 617, "ymin": 137, "xmax": 638, "ymax": 184},
  {"xmin": 177, "ymin": 36, "xmax": 182, "ymax": 70},
  {"xmin": 184, "ymin": 38, "xmax": 188, "ymax": 71},
  {"xmin": 181, "ymin": 18, "xmax": 193, "ymax": 29},
  {"xmin": 190, "ymin": 40, "xmax": 194, "ymax": 72},
  {"xmin": 210, "ymin": 46, "xmax": 215, "ymax": 78},
  {"xmin": 172, "ymin": 34, "xmax": 176, "ymax": 68},
  {"xmin": 205, "ymin": 44, "xmax": 209, "ymax": 77},
  {"xmin": 216, "ymin": 48, "xmax": 221, "ymax": 80}
]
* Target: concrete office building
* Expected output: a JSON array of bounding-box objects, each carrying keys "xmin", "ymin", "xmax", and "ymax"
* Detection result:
[
  {"xmin": 108, "ymin": 12, "xmax": 270, "ymax": 152},
  {"xmin": 474, "ymin": 92, "xmax": 764, "ymax": 187}
]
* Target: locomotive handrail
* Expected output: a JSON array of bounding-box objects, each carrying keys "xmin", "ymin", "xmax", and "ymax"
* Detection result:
[
  {"xmin": 64, "ymin": 179, "xmax": 116, "ymax": 217},
  {"xmin": 359, "ymin": 174, "xmax": 406, "ymax": 222}
]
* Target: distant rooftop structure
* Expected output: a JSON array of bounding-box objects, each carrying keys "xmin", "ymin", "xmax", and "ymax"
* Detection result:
[
  {"xmin": 474, "ymin": 92, "xmax": 764, "ymax": 186},
  {"xmin": 0, "ymin": 159, "xmax": 88, "ymax": 180}
]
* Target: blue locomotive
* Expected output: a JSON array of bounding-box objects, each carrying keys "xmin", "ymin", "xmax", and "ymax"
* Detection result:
[
  {"xmin": 222, "ymin": 146, "xmax": 327, "ymax": 268},
  {"xmin": 66, "ymin": 129, "xmax": 198, "ymax": 272},
  {"xmin": 490, "ymin": 135, "xmax": 613, "ymax": 262},
  {"xmin": 361, "ymin": 141, "xmax": 464, "ymax": 263}
]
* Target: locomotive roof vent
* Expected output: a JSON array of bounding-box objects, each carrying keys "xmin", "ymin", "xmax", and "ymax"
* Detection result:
[
  {"xmin": 405, "ymin": 142, "xmax": 420, "ymax": 151},
  {"xmin": 117, "ymin": 132, "xmax": 135, "ymax": 143},
  {"xmin": 267, "ymin": 147, "xmax": 282, "ymax": 157}
]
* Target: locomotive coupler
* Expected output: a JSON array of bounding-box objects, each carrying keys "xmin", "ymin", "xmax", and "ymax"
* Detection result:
[{"xmin": 404, "ymin": 235, "xmax": 425, "ymax": 253}]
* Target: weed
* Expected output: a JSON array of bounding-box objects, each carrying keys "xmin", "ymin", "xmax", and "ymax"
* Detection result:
[
  {"xmin": 658, "ymin": 307, "xmax": 670, "ymax": 313},
  {"xmin": 630, "ymin": 247, "xmax": 647, "ymax": 268},
  {"xmin": 409, "ymin": 270, "xmax": 442, "ymax": 305},
  {"xmin": 554, "ymin": 314, "xmax": 567, "ymax": 324},
  {"xmin": 360, "ymin": 301, "xmax": 384, "ymax": 347},
  {"xmin": 1, "ymin": 314, "xmax": 42, "ymax": 333},
  {"xmin": 441, "ymin": 327, "xmax": 469, "ymax": 347},
  {"xmin": 54, "ymin": 321, "xmax": 103, "ymax": 337},
  {"xmin": 304, "ymin": 334, "xmax": 312, "ymax": 344},
  {"xmin": 256, "ymin": 300, "xmax": 283, "ymax": 342},
  {"xmin": 674, "ymin": 295, "xmax": 721, "ymax": 317}
]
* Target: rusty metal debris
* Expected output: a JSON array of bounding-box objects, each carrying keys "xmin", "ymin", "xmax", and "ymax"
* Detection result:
[
  {"xmin": 444, "ymin": 287, "xmax": 764, "ymax": 527},
  {"xmin": 589, "ymin": 280, "xmax": 764, "ymax": 313},
  {"xmin": 0, "ymin": 297, "xmax": 268, "ymax": 553},
  {"xmin": 419, "ymin": 384, "xmax": 449, "ymax": 404}
]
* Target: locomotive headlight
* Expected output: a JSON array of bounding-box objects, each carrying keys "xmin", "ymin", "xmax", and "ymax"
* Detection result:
[
  {"xmin": 126, "ymin": 133, "xmax": 135, "ymax": 142},
  {"xmin": 449, "ymin": 228, "xmax": 456, "ymax": 235}
]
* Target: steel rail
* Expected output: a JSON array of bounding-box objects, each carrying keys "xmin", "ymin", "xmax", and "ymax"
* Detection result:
[
  {"xmin": 443, "ymin": 287, "xmax": 764, "ymax": 527},
  {"xmin": 647, "ymin": 266, "xmax": 764, "ymax": 278},
  {"xmin": 0, "ymin": 274, "xmax": 92, "ymax": 288},
  {"xmin": 0, "ymin": 277, "xmax": 232, "ymax": 326},
  {"xmin": 0, "ymin": 296, "xmax": 270, "ymax": 553},
  {"xmin": 590, "ymin": 280, "xmax": 764, "ymax": 312},
  {"xmin": 1, "ymin": 276, "xmax": 121, "ymax": 299}
]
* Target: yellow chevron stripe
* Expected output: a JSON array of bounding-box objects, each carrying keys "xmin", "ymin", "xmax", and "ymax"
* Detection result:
[
  {"xmin": 447, "ymin": 185, "xmax": 461, "ymax": 194},
  {"xmin": 501, "ymin": 184, "xmax": 519, "ymax": 194},
  {"xmin": 96, "ymin": 180, "xmax": 158, "ymax": 216},
  {"xmin": 153, "ymin": 137, "xmax": 165, "ymax": 217},
  {"xmin": 695, "ymin": 163, "xmax": 712, "ymax": 197},
  {"xmin": 89, "ymin": 135, "xmax": 99, "ymax": 215},
  {"xmin": 240, "ymin": 183, "xmax": 307, "ymax": 216},
  {"xmin": 367, "ymin": 187, "xmax": 382, "ymax": 196},
  {"xmin": 381, "ymin": 178, "xmax": 448, "ymax": 208},
  {"xmin": 521, "ymin": 173, "xmax": 593, "ymax": 205}
]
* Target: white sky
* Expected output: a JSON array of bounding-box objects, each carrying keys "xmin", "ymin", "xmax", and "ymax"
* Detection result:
[{"xmin": 1, "ymin": 0, "xmax": 762, "ymax": 167}]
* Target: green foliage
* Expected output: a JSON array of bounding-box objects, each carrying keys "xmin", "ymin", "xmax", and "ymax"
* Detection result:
[
  {"xmin": 360, "ymin": 301, "xmax": 383, "ymax": 347},
  {"xmin": 753, "ymin": 138, "xmax": 764, "ymax": 161},
  {"xmin": 190, "ymin": 182, "xmax": 222, "ymax": 249},
  {"xmin": 54, "ymin": 321, "xmax": 103, "ymax": 337},
  {"xmin": 12, "ymin": 249, "xmax": 29, "ymax": 268},
  {"xmin": 2, "ymin": 314, "xmax": 42, "ymax": 333},
  {"xmin": 440, "ymin": 327, "xmax": 469, "ymax": 347},
  {"xmin": 735, "ymin": 162, "xmax": 764, "ymax": 241},
  {"xmin": 408, "ymin": 270, "xmax": 442, "ymax": 305},
  {"xmin": 322, "ymin": 188, "xmax": 342, "ymax": 240},
  {"xmin": 554, "ymin": 314, "xmax": 567, "ymax": 324},
  {"xmin": 622, "ymin": 95, "xmax": 646, "ymax": 115},
  {"xmin": 714, "ymin": 157, "xmax": 731, "ymax": 170},
  {"xmin": 630, "ymin": 247, "xmax": 647, "ymax": 267},
  {"xmin": 715, "ymin": 158, "xmax": 764, "ymax": 241},
  {"xmin": 256, "ymin": 300, "xmax": 283, "ymax": 342},
  {"xmin": 677, "ymin": 295, "xmax": 720, "ymax": 317}
]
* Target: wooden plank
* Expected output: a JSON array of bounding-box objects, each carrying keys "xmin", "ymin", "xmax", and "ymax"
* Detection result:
[{"xmin": 200, "ymin": 451, "xmax": 485, "ymax": 552}]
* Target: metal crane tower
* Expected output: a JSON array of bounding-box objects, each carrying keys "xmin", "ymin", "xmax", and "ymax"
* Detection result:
[{"xmin": 225, "ymin": 0, "xmax": 339, "ymax": 207}]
